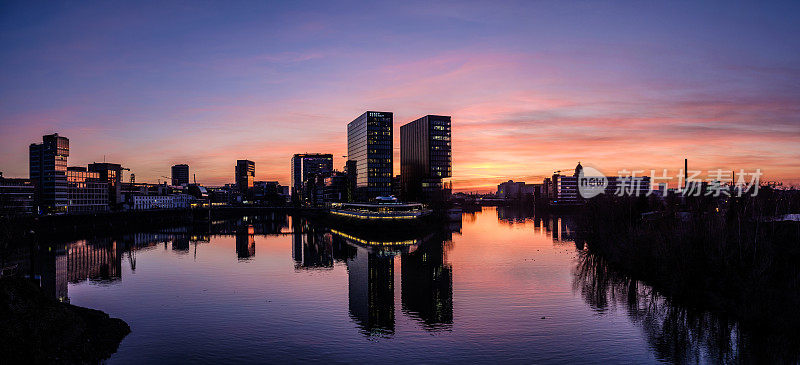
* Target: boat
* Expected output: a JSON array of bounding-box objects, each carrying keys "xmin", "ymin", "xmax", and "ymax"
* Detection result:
[{"xmin": 328, "ymin": 196, "xmax": 431, "ymax": 221}]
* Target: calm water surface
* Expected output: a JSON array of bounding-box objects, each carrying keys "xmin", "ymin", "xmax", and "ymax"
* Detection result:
[{"xmin": 27, "ymin": 207, "xmax": 765, "ymax": 363}]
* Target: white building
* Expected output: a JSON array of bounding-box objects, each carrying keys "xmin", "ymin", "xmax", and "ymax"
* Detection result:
[
  {"xmin": 548, "ymin": 163, "xmax": 652, "ymax": 206},
  {"xmin": 132, "ymin": 194, "xmax": 191, "ymax": 210}
]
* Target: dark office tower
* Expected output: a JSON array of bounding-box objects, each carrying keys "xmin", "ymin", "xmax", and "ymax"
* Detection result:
[
  {"xmin": 400, "ymin": 115, "xmax": 452, "ymax": 201},
  {"xmin": 88, "ymin": 162, "xmax": 123, "ymax": 207},
  {"xmin": 29, "ymin": 133, "xmax": 69, "ymax": 212},
  {"xmin": 171, "ymin": 164, "xmax": 189, "ymax": 186},
  {"xmin": 235, "ymin": 160, "xmax": 255, "ymax": 195},
  {"xmin": 290, "ymin": 153, "xmax": 333, "ymax": 204},
  {"xmin": 347, "ymin": 111, "xmax": 393, "ymax": 199}
]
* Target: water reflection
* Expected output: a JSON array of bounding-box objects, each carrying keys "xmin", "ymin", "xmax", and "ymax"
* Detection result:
[
  {"xmin": 291, "ymin": 218, "xmax": 336, "ymax": 270},
  {"xmin": 345, "ymin": 244, "xmax": 395, "ymax": 337},
  {"xmin": 330, "ymin": 228, "xmax": 455, "ymax": 337},
  {"xmin": 497, "ymin": 206, "xmax": 578, "ymax": 243},
  {"xmin": 5, "ymin": 214, "xmax": 456, "ymax": 341},
  {"xmin": 401, "ymin": 236, "xmax": 453, "ymax": 331},
  {"xmin": 235, "ymin": 225, "xmax": 255, "ymax": 260},
  {"xmin": 6, "ymin": 209, "xmax": 795, "ymax": 362},
  {"xmin": 573, "ymin": 235, "xmax": 800, "ymax": 363},
  {"xmin": 18, "ymin": 239, "xmax": 124, "ymax": 303}
]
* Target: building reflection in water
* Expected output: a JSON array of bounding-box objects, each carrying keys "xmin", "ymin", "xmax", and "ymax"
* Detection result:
[
  {"xmin": 498, "ymin": 206, "xmax": 578, "ymax": 245},
  {"xmin": 346, "ymin": 245, "xmax": 395, "ymax": 337},
  {"xmin": 231, "ymin": 215, "xmax": 293, "ymax": 260},
  {"xmin": 66, "ymin": 239, "xmax": 123, "ymax": 283},
  {"xmin": 172, "ymin": 235, "xmax": 190, "ymax": 252},
  {"xmin": 10, "ymin": 213, "xmax": 456, "ymax": 340},
  {"xmin": 292, "ymin": 218, "xmax": 334, "ymax": 270},
  {"xmin": 235, "ymin": 225, "xmax": 256, "ymax": 260},
  {"xmin": 401, "ymin": 233, "xmax": 453, "ymax": 331},
  {"xmin": 496, "ymin": 205, "xmax": 534, "ymax": 224},
  {"xmin": 13, "ymin": 238, "xmax": 124, "ymax": 303},
  {"xmin": 10, "ymin": 231, "xmax": 210, "ymax": 304},
  {"xmin": 329, "ymin": 228, "xmax": 455, "ymax": 337}
]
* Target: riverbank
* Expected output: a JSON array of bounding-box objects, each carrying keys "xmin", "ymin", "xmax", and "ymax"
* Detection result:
[
  {"xmin": 0, "ymin": 276, "xmax": 130, "ymax": 363},
  {"xmin": 578, "ymin": 193, "xmax": 800, "ymax": 333}
]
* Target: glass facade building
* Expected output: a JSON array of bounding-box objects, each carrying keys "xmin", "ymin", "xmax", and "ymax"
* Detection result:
[
  {"xmin": 347, "ymin": 111, "xmax": 393, "ymax": 199},
  {"xmin": 29, "ymin": 133, "xmax": 70, "ymax": 212},
  {"xmin": 171, "ymin": 164, "xmax": 190, "ymax": 186},
  {"xmin": 400, "ymin": 115, "xmax": 452, "ymax": 201}
]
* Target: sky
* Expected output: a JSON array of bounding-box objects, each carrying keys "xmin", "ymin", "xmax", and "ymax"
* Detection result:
[{"xmin": 1, "ymin": 0, "xmax": 799, "ymax": 191}]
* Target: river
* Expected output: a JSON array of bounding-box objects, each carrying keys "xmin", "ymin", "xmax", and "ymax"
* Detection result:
[{"xmin": 16, "ymin": 207, "xmax": 796, "ymax": 363}]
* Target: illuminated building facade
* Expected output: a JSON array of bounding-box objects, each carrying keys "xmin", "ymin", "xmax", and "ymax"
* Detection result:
[{"xmin": 347, "ymin": 111, "xmax": 393, "ymax": 199}]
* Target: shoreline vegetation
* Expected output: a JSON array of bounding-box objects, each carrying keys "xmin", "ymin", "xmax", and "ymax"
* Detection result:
[{"xmin": 578, "ymin": 188, "xmax": 800, "ymax": 338}]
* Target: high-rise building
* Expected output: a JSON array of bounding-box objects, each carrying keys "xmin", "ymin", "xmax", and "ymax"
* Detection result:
[
  {"xmin": 347, "ymin": 111, "xmax": 393, "ymax": 199},
  {"xmin": 29, "ymin": 133, "xmax": 69, "ymax": 212},
  {"xmin": 290, "ymin": 153, "xmax": 333, "ymax": 204},
  {"xmin": 235, "ymin": 160, "xmax": 255, "ymax": 195},
  {"xmin": 171, "ymin": 164, "xmax": 189, "ymax": 186},
  {"xmin": 400, "ymin": 115, "xmax": 452, "ymax": 201}
]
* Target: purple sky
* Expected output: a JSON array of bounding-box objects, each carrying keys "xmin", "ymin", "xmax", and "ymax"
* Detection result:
[{"xmin": 1, "ymin": 1, "xmax": 799, "ymax": 191}]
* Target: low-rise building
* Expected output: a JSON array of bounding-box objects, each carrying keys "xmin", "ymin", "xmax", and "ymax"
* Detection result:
[
  {"xmin": 66, "ymin": 167, "xmax": 109, "ymax": 213},
  {"xmin": 550, "ymin": 174, "xmax": 580, "ymax": 205},
  {"xmin": 0, "ymin": 173, "xmax": 35, "ymax": 216},
  {"xmin": 547, "ymin": 163, "xmax": 651, "ymax": 205},
  {"xmin": 497, "ymin": 180, "xmax": 540, "ymax": 200},
  {"xmin": 253, "ymin": 181, "xmax": 286, "ymax": 205},
  {"xmin": 132, "ymin": 194, "xmax": 191, "ymax": 210}
]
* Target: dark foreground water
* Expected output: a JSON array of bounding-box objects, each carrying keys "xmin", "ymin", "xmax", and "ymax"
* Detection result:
[{"xmin": 12, "ymin": 207, "xmax": 798, "ymax": 363}]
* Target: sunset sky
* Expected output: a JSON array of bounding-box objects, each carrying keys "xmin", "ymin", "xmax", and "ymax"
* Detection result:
[{"xmin": 1, "ymin": 1, "xmax": 799, "ymax": 191}]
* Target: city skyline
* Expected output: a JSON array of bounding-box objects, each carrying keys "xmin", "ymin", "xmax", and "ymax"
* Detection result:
[{"xmin": 1, "ymin": 1, "xmax": 799, "ymax": 192}]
